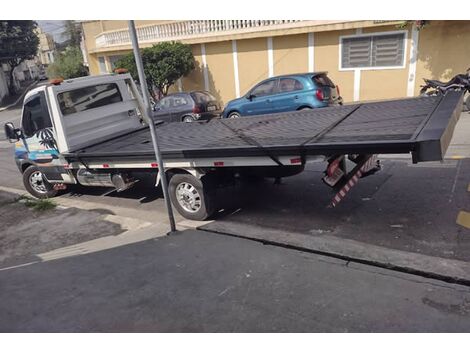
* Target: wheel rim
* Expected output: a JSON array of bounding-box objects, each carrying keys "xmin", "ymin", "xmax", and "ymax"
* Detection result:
[
  {"xmin": 175, "ymin": 182, "xmax": 202, "ymax": 213},
  {"xmin": 183, "ymin": 116, "xmax": 194, "ymax": 122},
  {"xmin": 229, "ymin": 113, "xmax": 240, "ymax": 118},
  {"xmin": 29, "ymin": 171, "xmax": 48, "ymax": 194}
]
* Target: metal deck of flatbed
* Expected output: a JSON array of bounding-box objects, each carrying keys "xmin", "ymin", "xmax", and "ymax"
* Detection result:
[{"xmin": 64, "ymin": 92, "xmax": 464, "ymax": 163}]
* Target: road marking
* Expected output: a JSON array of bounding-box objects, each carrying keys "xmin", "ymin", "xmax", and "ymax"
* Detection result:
[
  {"xmin": 449, "ymin": 160, "xmax": 462, "ymax": 203},
  {"xmin": 0, "ymin": 261, "xmax": 40, "ymax": 272},
  {"xmin": 457, "ymin": 211, "xmax": 470, "ymax": 230}
]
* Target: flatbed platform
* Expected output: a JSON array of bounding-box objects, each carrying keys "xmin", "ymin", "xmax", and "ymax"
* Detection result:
[{"xmin": 64, "ymin": 91, "xmax": 464, "ymax": 163}]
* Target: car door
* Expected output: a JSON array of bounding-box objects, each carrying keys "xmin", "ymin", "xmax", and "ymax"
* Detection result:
[
  {"xmin": 153, "ymin": 96, "xmax": 173, "ymax": 122},
  {"xmin": 171, "ymin": 94, "xmax": 192, "ymax": 122},
  {"xmin": 270, "ymin": 77, "xmax": 305, "ymax": 112},
  {"xmin": 242, "ymin": 79, "xmax": 278, "ymax": 116}
]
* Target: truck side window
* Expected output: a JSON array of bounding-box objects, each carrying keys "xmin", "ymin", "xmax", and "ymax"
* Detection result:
[{"xmin": 22, "ymin": 95, "xmax": 52, "ymax": 137}]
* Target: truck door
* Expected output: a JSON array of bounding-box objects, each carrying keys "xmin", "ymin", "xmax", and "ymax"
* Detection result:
[{"xmin": 20, "ymin": 92, "xmax": 59, "ymax": 165}]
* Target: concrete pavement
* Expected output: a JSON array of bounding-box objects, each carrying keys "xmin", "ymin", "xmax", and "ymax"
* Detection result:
[{"xmin": 1, "ymin": 229, "xmax": 470, "ymax": 332}]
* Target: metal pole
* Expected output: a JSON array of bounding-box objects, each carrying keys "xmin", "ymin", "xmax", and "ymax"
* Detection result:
[{"xmin": 128, "ymin": 20, "xmax": 177, "ymax": 233}]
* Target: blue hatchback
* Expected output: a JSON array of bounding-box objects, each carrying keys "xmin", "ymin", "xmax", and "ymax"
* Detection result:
[{"xmin": 222, "ymin": 72, "xmax": 342, "ymax": 118}]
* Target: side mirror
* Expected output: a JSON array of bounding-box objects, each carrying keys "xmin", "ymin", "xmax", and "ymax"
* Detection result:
[
  {"xmin": 247, "ymin": 94, "xmax": 255, "ymax": 101},
  {"xmin": 4, "ymin": 122, "xmax": 20, "ymax": 142}
]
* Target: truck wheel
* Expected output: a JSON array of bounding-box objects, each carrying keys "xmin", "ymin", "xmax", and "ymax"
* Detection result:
[
  {"xmin": 23, "ymin": 165, "xmax": 58, "ymax": 199},
  {"xmin": 169, "ymin": 173, "xmax": 215, "ymax": 221}
]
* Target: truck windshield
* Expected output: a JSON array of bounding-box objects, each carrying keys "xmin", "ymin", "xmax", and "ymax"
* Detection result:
[{"xmin": 57, "ymin": 83, "xmax": 122, "ymax": 116}]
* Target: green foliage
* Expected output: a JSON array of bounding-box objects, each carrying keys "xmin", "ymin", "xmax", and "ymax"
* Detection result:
[
  {"xmin": 47, "ymin": 46, "xmax": 88, "ymax": 79},
  {"xmin": 115, "ymin": 41, "xmax": 195, "ymax": 97},
  {"xmin": 19, "ymin": 195, "xmax": 57, "ymax": 211},
  {"xmin": 62, "ymin": 20, "xmax": 82, "ymax": 48},
  {"xmin": 0, "ymin": 21, "xmax": 39, "ymax": 94}
]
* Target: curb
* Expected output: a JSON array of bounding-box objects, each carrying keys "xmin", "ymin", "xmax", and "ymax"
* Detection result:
[
  {"xmin": 0, "ymin": 80, "xmax": 38, "ymax": 112},
  {"xmin": 199, "ymin": 221, "xmax": 470, "ymax": 287}
]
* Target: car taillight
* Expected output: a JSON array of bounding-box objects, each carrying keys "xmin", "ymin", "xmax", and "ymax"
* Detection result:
[
  {"xmin": 192, "ymin": 105, "xmax": 202, "ymax": 113},
  {"xmin": 336, "ymin": 85, "xmax": 340, "ymax": 96},
  {"xmin": 315, "ymin": 89, "xmax": 324, "ymax": 101}
]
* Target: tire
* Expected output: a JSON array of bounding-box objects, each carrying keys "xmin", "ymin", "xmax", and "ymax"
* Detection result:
[
  {"xmin": 182, "ymin": 115, "xmax": 195, "ymax": 123},
  {"xmin": 228, "ymin": 111, "xmax": 241, "ymax": 119},
  {"xmin": 299, "ymin": 107, "xmax": 312, "ymax": 111},
  {"xmin": 23, "ymin": 165, "xmax": 58, "ymax": 199},
  {"xmin": 168, "ymin": 173, "xmax": 216, "ymax": 221}
]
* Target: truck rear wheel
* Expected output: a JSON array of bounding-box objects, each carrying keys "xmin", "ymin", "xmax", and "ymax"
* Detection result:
[
  {"xmin": 23, "ymin": 165, "xmax": 58, "ymax": 199},
  {"xmin": 168, "ymin": 173, "xmax": 215, "ymax": 221}
]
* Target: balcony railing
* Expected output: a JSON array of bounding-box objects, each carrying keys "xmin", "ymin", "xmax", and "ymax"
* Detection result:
[{"xmin": 95, "ymin": 20, "xmax": 313, "ymax": 48}]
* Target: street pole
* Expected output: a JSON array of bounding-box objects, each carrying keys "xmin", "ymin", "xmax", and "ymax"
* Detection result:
[{"xmin": 128, "ymin": 20, "xmax": 177, "ymax": 233}]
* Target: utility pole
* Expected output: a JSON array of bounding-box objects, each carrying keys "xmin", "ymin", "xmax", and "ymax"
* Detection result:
[{"xmin": 128, "ymin": 20, "xmax": 176, "ymax": 233}]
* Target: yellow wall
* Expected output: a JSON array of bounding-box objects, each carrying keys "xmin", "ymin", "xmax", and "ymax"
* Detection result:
[
  {"xmin": 181, "ymin": 44, "xmax": 204, "ymax": 92},
  {"xmin": 237, "ymin": 37, "xmax": 269, "ymax": 96},
  {"xmin": 360, "ymin": 25, "xmax": 412, "ymax": 100},
  {"xmin": 205, "ymin": 41, "xmax": 235, "ymax": 105},
  {"xmin": 415, "ymin": 20, "xmax": 470, "ymax": 95},
  {"xmin": 314, "ymin": 29, "xmax": 355, "ymax": 102},
  {"xmin": 273, "ymin": 34, "xmax": 309, "ymax": 75}
]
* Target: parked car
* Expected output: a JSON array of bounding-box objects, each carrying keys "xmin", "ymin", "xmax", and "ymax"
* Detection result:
[
  {"xmin": 222, "ymin": 72, "xmax": 342, "ymax": 118},
  {"xmin": 152, "ymin": 91, "xmax": 222, "ymax": 123}
]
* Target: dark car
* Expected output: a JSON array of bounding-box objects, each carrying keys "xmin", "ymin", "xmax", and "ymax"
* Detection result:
[
  {"xmin": 222, "ymin": 72, "xmax": 342, "ymax": 118},
  {"xmin": 152, "ymin": 91, "xmax": 222, "ymax": 123}
]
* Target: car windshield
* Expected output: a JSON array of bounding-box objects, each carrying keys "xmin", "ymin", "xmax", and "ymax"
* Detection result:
[
  {"xmin": 312, "ymin": 74, "xmax": 335, "ymax": 88},
  {"xmin": 191, "ymin": 91, "xmax": 216, "ymax": 103}
]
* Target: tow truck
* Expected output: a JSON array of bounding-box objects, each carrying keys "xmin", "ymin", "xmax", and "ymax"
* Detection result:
[{"xmin": 3, "ymin": 73, "xmax": 464, "ymax": 220}]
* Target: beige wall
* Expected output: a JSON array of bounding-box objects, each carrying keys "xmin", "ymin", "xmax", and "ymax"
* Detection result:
[
  {"xmin": 237, "ymin": 37, "xmax": 269, "ymax": 96},
  {"xmin": 273, "ymin": 34, "xmax": 309, "ymax": 76},
  {"xmin": 181, "ymin": 44, "xmax": 204, "ymax": 92},
  {"xmin": 315, "ymin": 29, "xmax": 355, "ymax": 102},
  {"xmin": 360, "ymin": 25, "xmax": 412, "ymax": 101},
  {"xmin": 415, "ymin": 20, "xmax": 470, "ymax": 95},
  {"xmin": 205, "ymin": 41, "xmax": 235, "ymax": 105}
]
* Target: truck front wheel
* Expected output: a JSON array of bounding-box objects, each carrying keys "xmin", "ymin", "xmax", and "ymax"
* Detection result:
[
  {"xmin": 168, "ymin": 173, "xmax": 215, "ymax": 221},
  {"xmin": 23, "ymin": 165, "xmax": 58, "ymax": 199}
]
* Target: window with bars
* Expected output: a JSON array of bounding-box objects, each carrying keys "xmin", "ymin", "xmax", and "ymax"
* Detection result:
[{"xmin": 340, "ymin": 33, "xmax": 406, "ymax": 69}]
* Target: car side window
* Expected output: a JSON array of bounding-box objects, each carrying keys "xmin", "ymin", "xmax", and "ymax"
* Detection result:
[
  {"xmin": 279, "ymin": 78, "xmax": 304, "ymax": 93},
  {"xmin": 172, "ymin": 95, "xmax": 189, "ymax": 108},
  {"xmin": 22, "ymin": 95, "xmax": 52, "ymax": 137},
  {"xmin": 158, "ymin": 97, "xmax": 172, "ymax": 110},
  {"xmin": 251, "ymin": 80, "xmax": 277, "ymax": 97}
]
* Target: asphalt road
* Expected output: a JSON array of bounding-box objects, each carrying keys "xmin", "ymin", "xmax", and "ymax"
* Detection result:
[{"xmin": 1, "ymin": 229, "xmax": 470, "ymax": 332}]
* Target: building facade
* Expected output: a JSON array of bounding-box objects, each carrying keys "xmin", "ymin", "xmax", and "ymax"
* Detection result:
[
  {"xmin": 81, "ymin": 20, "xmax": 470, "ymax": 105},
  {"xmin": 37, "ymin": 27, "xmax": 56, "ymax": 67}
]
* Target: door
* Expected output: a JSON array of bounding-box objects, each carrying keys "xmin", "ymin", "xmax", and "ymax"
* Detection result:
[
  {"xmin": 153, "ymin": 96, "xmax": 173, "ymax": 122},
  {"xmin": 271, "ymin": 77, "xmax": 305, "ymax": 112},
  {"xmin": 20, "ymin": 92, "xmax": 59, "ymax": 165},
  {"xmin": 171, "ymin": 94, "xmax": 192, "ymax": 122},
  {"xmin": 242, "ymin": 79, "xmax": 278, "ymax": 116}
]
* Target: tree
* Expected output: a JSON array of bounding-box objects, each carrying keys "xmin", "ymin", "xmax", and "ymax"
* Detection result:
[
  {"xmin": 62, "ymin": 20, "xmax": 82, "ymax": 48},
  {"xmin": 0, "ymin": 21, "xmax": 39, "ymax": 95},
  {"xmin": 115, "ymin": 41, "xmax": 195, "ymax": 98},
  {"xmin": 46, "ymin": 46, "xmax": 88, "ymax": 79}
]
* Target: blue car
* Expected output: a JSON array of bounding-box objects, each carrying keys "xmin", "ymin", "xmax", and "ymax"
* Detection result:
[{"xmin": 222, "ymin": 72, "xmax": 342, "ymax": 118}]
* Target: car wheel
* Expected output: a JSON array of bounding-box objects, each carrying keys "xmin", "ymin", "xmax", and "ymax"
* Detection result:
[
  {"xmin": 23, "ymin": 165, "xmax": 58, "ymax": 199},
  {"xmin": 228, "ymin": 111, "xmax": 241, "ymax": 119},
  {"xmin": 182, "ymin": 115, "xmax": 195, "ymax": 123},
  {"xmin": 299, "ymin": 107, "xmax": 312, "ymax": 111},
  {"xmin": 168, "ymin": 173, "xmax": 216, "ymax": 221}
]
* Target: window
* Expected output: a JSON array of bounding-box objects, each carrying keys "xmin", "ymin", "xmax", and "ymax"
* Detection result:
[
  {"xmin": 98, "ymin": 56, "xmax": 107, "ymax": 73},
  {"xmin": 58, "ymin": 83, "xmax": 123, "ymax": 116},
  {"xmin": 22, "ymin": 95, "xmax": 52, "ymax": 137},
  {"xmin": 191, "ymin": 91, "xmax": 216, "ymax": 103},
  {"xmin": 251, "ymin": 79, "xmax": 277, "ymax": 97},
  {"xmin": 158, "ymin": 97, "xmax": 172, "ymax": 110},
  {"xmin": 172, "ymin": 95, "xmax": 190, "ymax": 107},
  {"xmin": 341, "ymin": 32, "xmax": 406, "ymax": 69},
  {"xmin": 279, "ymin": 78, "xmax": 303, "ymax": 93},
  {"xmin": 312, "ymin": 74, "xmax": 335, "ymax": 88}
]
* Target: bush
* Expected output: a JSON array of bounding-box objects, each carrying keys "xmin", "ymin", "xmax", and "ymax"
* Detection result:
[{"xmin": 47, "ymin": 46, "xmax": 88, "ymax": 79}]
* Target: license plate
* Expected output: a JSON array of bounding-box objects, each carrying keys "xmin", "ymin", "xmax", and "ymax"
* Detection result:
[{"xmin": 207, "ymin": 105, "xmax": 216, "ymax": 111}]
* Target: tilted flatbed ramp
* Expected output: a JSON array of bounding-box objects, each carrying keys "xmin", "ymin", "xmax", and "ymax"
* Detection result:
[{"xmin": 65, "ymin": 91, "xmax": 464, "ymax": 163}]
